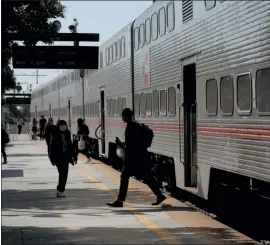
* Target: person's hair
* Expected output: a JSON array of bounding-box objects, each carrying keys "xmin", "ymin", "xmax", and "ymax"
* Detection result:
[
  {"xmin": 77, "ymin": 118, "xmax": 83, "ymax": 124},
  {"xmin": 57, "ymin": 120, "xmax": 68, "ymax": 129},
  {"xmin": 48, "ymin": 117, "xmax": 53, "ymax": 121},
  {"xmin": 122, "ymin": 108, "xmax": 133, "ymax": 119}
]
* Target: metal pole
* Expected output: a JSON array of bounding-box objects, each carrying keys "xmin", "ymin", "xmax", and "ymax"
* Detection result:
[
  {"xmin": 71, "ymin": 19, "xmax": 85, "ymax": 120},
  {"xmin": 58, "ymin": 77, "xmax": 60, "ymax": 120}
]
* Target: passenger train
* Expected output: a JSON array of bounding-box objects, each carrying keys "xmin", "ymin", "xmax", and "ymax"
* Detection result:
[{"xmin": 31, "ymin": 0, "xmax": 270, "ymax": 208}]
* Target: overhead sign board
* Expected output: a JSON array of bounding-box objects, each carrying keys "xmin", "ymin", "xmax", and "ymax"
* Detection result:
[{"xmin": 12, "ymin": 46, "xmax": 99, "ymax": 69}]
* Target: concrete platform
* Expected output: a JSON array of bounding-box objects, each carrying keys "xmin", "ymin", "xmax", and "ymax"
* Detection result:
[{"xmin": 1, "ymin": 136, "xmax": 258, "ymax": 245}]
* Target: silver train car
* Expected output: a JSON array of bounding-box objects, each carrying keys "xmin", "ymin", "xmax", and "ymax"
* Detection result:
[{"xmin": 31, "ymin": 0, "xmax": 270, "ymax": 205}]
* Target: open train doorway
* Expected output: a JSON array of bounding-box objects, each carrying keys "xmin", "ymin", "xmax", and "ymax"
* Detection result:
[
  {"xmin": 183, "ymin": 63, "xmax": 197, "ymax": 187},
  {"xmin": 100, "ymin": 90, "xmax": 106, "ymax": 155},
  {"xmin": 68, "ymin": 99, "xmax": 71, "ymax": 129}
]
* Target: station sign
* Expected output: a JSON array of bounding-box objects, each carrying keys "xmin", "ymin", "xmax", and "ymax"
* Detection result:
[{"xmin": 12, "ymin": 46, "xmax": 99, "ymax": 69}]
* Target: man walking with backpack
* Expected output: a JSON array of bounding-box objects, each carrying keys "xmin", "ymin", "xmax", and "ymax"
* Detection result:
[{"xmin": 107, "ymin": 108, "xmax": 166, "ymax": 208}]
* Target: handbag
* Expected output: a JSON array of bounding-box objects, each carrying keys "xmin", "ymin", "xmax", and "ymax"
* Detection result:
[
  {"xmin": 116, "ymin": 146, "xmax": 125, "ymax": 159},
  {"xmin": 78, "ymin": 137, "xmax": 85, "ymax": 150}
]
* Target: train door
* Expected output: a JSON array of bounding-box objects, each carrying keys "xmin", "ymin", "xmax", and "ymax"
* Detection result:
[
  {"xmin": 35, "ymin": 105, "xmax": 37, "ymax": 119},
  {"xmin": 182, "ymin": 62, "xmax": 197, "ymax": 187},
  {"xmin": 100, "ymin": 89, "xmax": 106, "ymax": 155},
  {"xmin": 49, "ymin": 103, "xmax": 52, "ymax": 118},
  {"xmin": 68, "ymin": 99, "xmax": 71, "ymax": 129}
]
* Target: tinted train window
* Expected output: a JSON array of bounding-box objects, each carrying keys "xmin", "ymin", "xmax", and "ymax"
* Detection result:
[
  {"xmin": 121, "ymin": 37, "xmax": 125, "ymax": 58},
  {"xmin": 153, "ymin": 90, "xmax": 159, "ymax": 117},
  {"xmin": 134, "ymin": 27, "xmax": 139, "ymax": 51},
  {"xmin": 159, "ymin": 7, "xmax": 166, "ymax": 37},
  {"xmin": 168, "ymin": 87, "xmax": 176, "ymax": 116},
  {"xmin": 220, "ymin": 76, "xmax": 234, "ymax": 116},
  {"xmin": 151, "ymin": 13, "xmax": 158, "ymax": 41},
  {"xmin": 139, "ymin": 24, "xmax": 145, "ymax": 49},
  {"xmin": 237, "ymin": 74, "xmax": 251, "ymax": 113},
  {"xmin": 140, "ymin": 93, "xmax": 146, "ymax": 117},
  {"xmin": 167, "ymin": 1, "xmax": 175, "ymax": 32},
  {"xmin": 113, "ymin": 43, "xmax": 117, "ymax": 62},
  {"xmin": 146, "ymin": 93, "xmax": 152, "ymax": 116},
  {"xmin": 256, "ymin": 68, "xmax": 270, "ymax": 114},
  {"xmin": 117, "ymin": 40, "xmax": 121, "ymax": 60},
  {"xmin": 160, "ymin": 90, "xmax": 167, "ymax": 116},
  {"xmin": 114, "ymin": 98, "xmax": 118, "ymax": 116},
  {"xmin": 135, "ymin": 94, "xmax": 140, "ymax": 117},
  {"xmin": 109, "ymin": 46, "xmax": 113, "ymax": 64},
  {"xmin": 122, "ymin": 97, "xmax": 127, "ymax": 111},
  {"xmin": 145, "ymin": 18, "xmax": 151, "ymax": 45},
  {"xmin": 117, "ymin": 97, "xmax": 122, "ymax": 116},
  {"xmin": 205, "ymin": 0, "xmax": 216, "ymax": 11},
  {"xmin": 109, "ymin": 98, "xmax": 113, "ymax": 117},
  {"xmin": 206, "ymin": 79, "xmax": 218, "ymax": 115}
]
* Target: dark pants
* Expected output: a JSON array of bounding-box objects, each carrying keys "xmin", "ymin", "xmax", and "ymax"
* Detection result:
[
  {"xmin": 117, "ymin": 154, "xmax": 162, "ymax": 202},
  {"xmin": 56, "ymin": 162, "xmax": 69, "ymax": 192},
  {"xmin": 40, "ymin": 127, "xmax": 45, "ymax": 139},
  {"xmin": 2, "ymin": 146, "xmax": 7, "ymax": 162},
  {"xmin": 18, "ymin": 125, "xmax": 22, "ymax": 134}
]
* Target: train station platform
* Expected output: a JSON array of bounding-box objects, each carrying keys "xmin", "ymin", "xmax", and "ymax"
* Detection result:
[{"xmin": 2, "ymin": 135, "xmax": 258, "ymax": 245}]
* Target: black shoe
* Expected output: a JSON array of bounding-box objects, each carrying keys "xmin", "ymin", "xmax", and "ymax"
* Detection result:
[
  {"xmin": 152, "ymin": 194, "xmax": 166, "ymax": 205},
  {"xmin": 57, "ymin": 191, "xmax": 66, "ymax": 197},
  {"xmin": 107, "ymin": 200, "xmax": 123, "ymax": 207}
]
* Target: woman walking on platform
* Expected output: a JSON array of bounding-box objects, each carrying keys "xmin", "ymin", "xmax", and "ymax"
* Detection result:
[{"xmin": 49, "ymin": 120, "xmax": 77, "ymax": 197}]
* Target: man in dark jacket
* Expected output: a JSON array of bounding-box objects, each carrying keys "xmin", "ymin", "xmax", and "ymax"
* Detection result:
[
  {"xmin": 39, "ymin": 114, "xmax": 47, "ymax": 140},
  {"xmin": 44, "ymin": 118, "xmax": 56, "ymax": 154},
  {"xmin": 1, "ymin": 124, "xmax": 9, "ymax": 164},
  {"xmin": 107, "ymin": 108, "xmax": 166, "ymax": 208}
]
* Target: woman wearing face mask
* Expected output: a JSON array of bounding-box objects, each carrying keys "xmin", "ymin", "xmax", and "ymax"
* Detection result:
[{"xmin": 49, "ymin": 120, "xmax": 77, "ymax": 197}]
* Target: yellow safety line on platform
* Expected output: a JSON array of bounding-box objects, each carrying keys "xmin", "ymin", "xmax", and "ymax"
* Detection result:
[{"xmin": 75, "ymin": 166, "xmax": 180, "ymax": 245}]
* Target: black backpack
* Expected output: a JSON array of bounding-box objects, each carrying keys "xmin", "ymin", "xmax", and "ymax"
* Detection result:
[{"xmin": 137, "ymin": 122, "xmax": 154, "ymax": 149}]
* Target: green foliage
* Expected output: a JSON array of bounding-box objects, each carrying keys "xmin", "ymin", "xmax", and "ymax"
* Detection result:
[{"xmin": 2, "ymin": 0, "xmax": 66, "ymax": 93}]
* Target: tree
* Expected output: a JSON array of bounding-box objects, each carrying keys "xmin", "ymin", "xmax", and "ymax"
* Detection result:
[{"xmin": 2, "ymin": 0, "xmax": 65, "ymax": 93}]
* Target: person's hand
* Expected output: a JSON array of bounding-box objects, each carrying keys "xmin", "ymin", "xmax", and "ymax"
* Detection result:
[{"xmin": 115, "ymin": 137, "xmax": 121, "ymax": 145}]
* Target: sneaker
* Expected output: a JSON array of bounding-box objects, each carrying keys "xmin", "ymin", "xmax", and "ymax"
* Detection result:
[
  {"xmin": 152, "ymin": 194, "xmax": 166, "ymax": 205},
  {"xmin": 85, "ymin": 157, "xmax": 92, "ymax": 163},
  {"xmin": 107, "ymin": 200, "xmax": 123, "ymax": 207},
  {"xmin": 2, "ymin": 161, "xmax": 7, "ymax": 164},
  {"xmin": 57, "ymin": 191, "xmax": 66, "ymax": 197}
]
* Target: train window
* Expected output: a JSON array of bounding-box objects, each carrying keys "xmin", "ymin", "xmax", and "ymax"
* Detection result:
[
  {"xmin": 88, "ymin": 103, "xmax": 91, "ymax": 117},
  {"xmin": 151, "ymin": 12, "xmax": 158, "ymax": 41},
  {"xmin": 220, "ymin": 76, "xmax": 234, "ymax": 116},
  {"xmin": 206, "ymin": 79, "xmax": 218, "ymax": 115},
  {"xmin": 139, "ymin": 23, "xmax": 145, "ymax": 49},
  {"xmin": 167, "ymin": 1, "xmax": 175, "ymax": 32},
  {"xmin": 117, "ymin": 40, "xmax": 121, "ymax": 60},
  {"xmin": 256, "ymin": 68, "xmax": 270, "ymax": 114},
  {"xmin": 122, "ymin": 97, "xmax": 127, "ymax": 111},
  {"xmin": 140, "ymin": 93, "xmax": 146, "ymax": 117},
  {"xmin": 117, "ymin": 97, "xmax": 122, "ymax": 116},
  {"xmin": 168, "ymin": 87, "xmax": 176, "ymax": 116},
  {"xmin": 114, "ymin": 98, "xmax": 118, "ymax": 117},
  {"xmin": 160, "ymin": 90, "xmax": 167, "ymax": 116},
  {"xmin": 205, "ymin": 0, "xmax": 216, "ymax": 11},
  {"xmin": 158, "ymin": 7, "xmax": 166, "ymax": 37},
  {"xmin": 109, "ymin": 46, "xmax": 113, "ymax": 64},
  {"xmin": 135, "ymin": 94, "xmax": 140, "ymax": 117},
  {"xmin": 90, "ymin": 103, "xmax": 93, "ymax": 117},
  {"xmin": 134, "ymin": 27, "xmax": 139, "ymax": 51},
  {"xmin": 237, "ymin": 74, "xmax": 252, "ymax": 114},
  {"xmin": 109, "ymin": 99, "xmax": 112, "ymax": 117},
  {"xmin": 113, "ymin": 43, "xmax": 117, "ymax": 62},
  {"xmin": 146, "ymin": 93, "xmax": 152, "ymax": 116},
  {"xmin": 153, "ymin": 90, "xmax": 159, "ymax": 117},
  {"xmin": 145, "ymin": 18, "xmax": 151, "ymax": 45},
  {"xmin": 121, "ymin": 37, "xmax": 125, "ymax": 58}
]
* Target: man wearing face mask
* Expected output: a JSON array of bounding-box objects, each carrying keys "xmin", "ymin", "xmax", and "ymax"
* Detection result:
[{"xmin": 49, "ymin": 120, "xmax": 77, "ymax": 197}]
